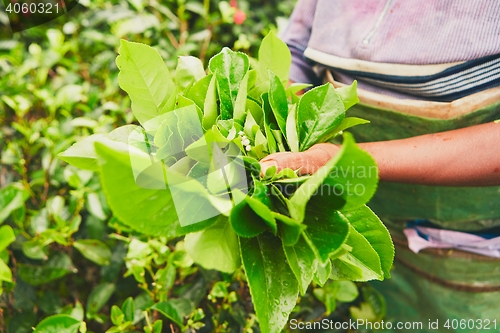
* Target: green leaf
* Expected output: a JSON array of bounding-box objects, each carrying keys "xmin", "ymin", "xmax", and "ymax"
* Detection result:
[
  {"xmin": 283, "ymin": 234, "xmax": 317, "ymax": 296},
  {"xmin": 0, "ymin": 260, "xmax": 12, "ymax": 283},
  {"xmin": 264, "ymin": 165, "xmax": 277, "ymax": 180},
  {"xmin": 155, "ymin": 264, "xmax": 176, "ymax": 296},
  {"xmin": 318, "ymin": 133, "xmax": 378, "ymax": 211},
  {"xmin": 240, "ymin": 233, "xmax": 299, "ymax": 333},
  {"xmin": 184, "ymin": 216, "xmax": 240, "ymax": 273},
  {"xmin": 257, "ymin": 30, "xmax": 291, "ymax": 84},
  {"xmin": 33, "ymin": 314, "xmax": 81, "ymax": 333},
  {"xmin": 245, "ymin": 195, "xmax": 277, "ymax": 234},
  {"xmin": 330, "ymin": 256, "xmax": 363, "ymax": 281},
  {"xmin": 70, "ymin": 301, "xmax": 85, "ymax": 321},
  {"xmin": 116, "ymin": 40, "xmax": 175, "ymax": 126},
  {"xmin": 210, "ymin": 281, "xmax": 229, "ymax": 299},
  {"xmin": 302, "ymin": 210, "xmax": 349, "ymax": 263},
  {"xmin": 274, "ymin": 212, "xmax": 306, "ymax": 246},
  {"xmin": 287, "ymin": 83, "xmax": 312, "ymax": 95},
  {"xmin": 297, "ymin": 83, "xmax": 345, "ymax": 151},
  {"xmin": 290, "ymin": 133, "xmax": 378, "ymax": 221},
  {"xmin": 110, "ymin": 305, "xmax": 124, "ymax": 326},
  {"xmin": 261, "ymin": 93, "xmax": 277, "ymax": 154},
  {"xmin": 244, "ymin": 110, "xmax": 259, "ymax": 141},
  {"xmin": 0, "ymin": 185, "xmax": 29, "ymax": 224},
  {"xmin": 175, "ymin": 94, "xmax": 199, "ymax": 110},
  {"xmin": 202, "ymin": 74, "xmax": 218, "ymax": 130},
  {"xmin": 175, "ymin": 56, "xmax": 206, "ymax": 92},
  {"xmin": 350, "ymin": 286, "xmax": 386, "ymax": 322},
  {"xmin": 331, "ymin": 224, "xmax": 383, "ymax": 282},
  {"xmin": 86, "ymin": 192, "xmax": 107, "ymax": 220},
  {"xmin": 86, "ymin": 282, "xmax": 116, "ymax": 318},
  {"xmin": 342, "ymin": 205, "xmax": 394, "ymax": 278},
  {"xmin": 268, "ymin": 71, "xmax": 288, "ymax": 138},
  {"xmin": 363, "ymin": 286, "xmax": 386, "ymax": 320},
  {"xmin": 58, "ymin": 125, "xmax": 142, "ymax": 171},
  {"xmin": 331, "ymin": 117, "xmax": 370, "ymax": 135},
  {"xmin": 18, "ymin": 252, "xmax": 77, "ymax": 286},
  {"xmin": 285, "ymin": 104, "xmax": 299, "ymax": 153},
  {"xmin": 152, "ymin": 298, "xmax": 193, "ymax": 328},
  {"xmin": 314, "ymin": 259, "xmax": 332, "ymax": 287},
  {"xmin": 312, "ymin": 287, "xmax": 336, "ymax": 316},
  {"xmin": 154, "ymin": 105, "xmax": 203, "ymax": 159},
  {"xmin": 186, "ymin": 74, "xmax": 211, "ymax": 110},
  {"xmin": 153, "ymin": 320, "xmax": 163, "ymax": 333},
  {"xmin": 230, "ymin": 200, "xmax": 268, "ymax": 238},
  {"xmin": 246, "ymin": 97, "xmax": 264, "ymax": 126},
  {"xmin": 336, "ymin": 80, "xmax": 359, "ymax": 111},
  {"xmin": 335, "ymin": 281, "xmax": 359, "ymax": 302},
  {"xmin": 58, "ymin": 134, "xmax": 107, "ymax": 171},
  {"xmin": 0, "ymin": 225, "xmax": 15, "ymax": 251},
  {"xmin": 94, "ymin": 142, "xmax": 215, "ymax": 237},
  {"xmin": 22, "ymin": 239, "xmax": 49, "ymax": 260},
  {"xmin": 121, "ymin": 297, "xmax": 135, "ymax": 322},
  {"xmin": 233, "ymin": 71, "xmax": 250, "ymax": 125},
  {"xmin": 73, "ymin": 240, "xmax": 112, "ymax": 266},
  {"xmin": 208, "ymin": 48, "xmax": 249, "ymax": 120}
]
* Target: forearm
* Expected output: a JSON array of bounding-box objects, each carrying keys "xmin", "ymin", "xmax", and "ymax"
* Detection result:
[
  {"xmin": 260, "ymin": 122, "xmax": 500, "ymax": 186},
  {"xmin": 358, "ymin": 122, "xmax": 500, "ymax": 186}
]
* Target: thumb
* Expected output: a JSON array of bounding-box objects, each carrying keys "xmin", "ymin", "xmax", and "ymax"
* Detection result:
[
  {"xmin": 259, "ymin": 144, "xmax": 339, "ymax": 176},
  {"xmin": 260, "ymin": 151, "xmax": 313, "ymax": 175}
]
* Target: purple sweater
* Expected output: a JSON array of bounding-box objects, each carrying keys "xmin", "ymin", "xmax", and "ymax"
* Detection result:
[{"xmin": 282, "ymin": 0, "xmax": 500, "ymax": 99}]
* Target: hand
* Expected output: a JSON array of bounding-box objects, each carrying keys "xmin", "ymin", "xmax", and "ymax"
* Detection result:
[{"xmin": 260, "ymin": 143, "xmax": 340, "ymax": 176}]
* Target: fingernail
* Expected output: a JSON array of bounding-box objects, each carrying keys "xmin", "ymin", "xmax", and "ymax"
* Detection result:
[{"xmin": 260, "ymin": 160, "xmax": 278, "ymax": 173}]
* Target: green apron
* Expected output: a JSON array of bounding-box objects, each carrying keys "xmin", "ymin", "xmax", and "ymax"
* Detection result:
[{"xmin": 329, "ymin": 73, "xmax": 500, "ymax": 332}]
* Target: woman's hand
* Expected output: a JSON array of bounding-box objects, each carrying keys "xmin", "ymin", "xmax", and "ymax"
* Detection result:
[
  {"xmin": 260, "ymin": 122, "xmax": 500, "ymax": 186},
  {"xmin": 260, "ymin": 143, "xmax": 340, "ymax": 175}
]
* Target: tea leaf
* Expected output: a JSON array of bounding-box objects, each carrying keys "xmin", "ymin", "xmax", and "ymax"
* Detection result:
[
  {"xmin": 175, "ymin": 56, "xmax": 206, "ymax": 92},
  {"xmin": 257, "ymin": 30, "xmax": 291, "ymax": 84},
  {"xmin": 33, "ymin": 314, "xmax": 81, "ymax": 333},
  {"xmin": 283, "ymin": 234, "xmax": 317, "ymax": 295},
  {"xmin": 0, "ymin": 225, "xmax": 16, "ymax": 252},
  {"xmin": 331, "ymin": 224, "xmax": 383, "ymax": 282},
  {"xmin": 73, "ymin": 240, "xmax": 112, "ymax": 266},
  {"xmin": 184, "ymin": 216, "xmax": 240, "ymax": 273},
  {"xmin": 342, "ymin": 205, "xmax": 394, "ymax": 278},
  {"xmin": 336, "ymin": 80, "xmax": 359, "ymax": 111},
  {"xmin": 297, "ymin": 83, "xmax": 345, "ymax": 151},
  {"xmin": 94, "ymin": 142, "xmax": 216, "ymax": 237},
  {"xmin": 152, "ymin": 298, "xmax": 193, "ymax": 328},
  {"xmin": 202, "ymin": 74, "xmax": 218, "ymax": 130},
  {"xmin": 0, "ymin": 185, "xmax": 30, "ymax": 224},
  {"xmin": 18, "ymin": 253, "xmax": 76, "ymax": 286},
  {"xmin": 116, "ymin": 40, "xmax": 175, "ymax": 126},
  {"xmin": 208, "ymin": 48, "xmax": 249, "ymax": 120},
  {"xmin": 268, "ymin": 71, "xmax": 288, "ymax": 138},
  {"xmin": 302, "ymin": 210, "xmax": 349, "ymax": 263},
  {"xmin": 240, "ymin": 233, "xmax": 299, "ymax": 333}
]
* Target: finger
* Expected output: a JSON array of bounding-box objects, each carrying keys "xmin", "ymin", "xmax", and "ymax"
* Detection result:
[
  {"xmin": 260, "ymin": 159, "xmax": 278, "ymax": 175},
  {"xmin": 260, "ymin": 152, "xmax": 308, "ymax": 175}
]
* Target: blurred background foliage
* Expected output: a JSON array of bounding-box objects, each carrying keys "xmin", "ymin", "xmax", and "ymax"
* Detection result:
[{"xmin": 0, "ymin": 0, "xmax": 384, "ymax": 332}]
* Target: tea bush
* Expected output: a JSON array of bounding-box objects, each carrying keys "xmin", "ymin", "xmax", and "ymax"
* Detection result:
[{"xmin": 0, "ymin": 1, "xmax": 386, "ymax": 332}]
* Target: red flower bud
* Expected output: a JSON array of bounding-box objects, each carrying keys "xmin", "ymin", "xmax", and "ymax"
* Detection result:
[{"xmin": 233, "ymin": 9, "xmax": 246, "ymax": 25}]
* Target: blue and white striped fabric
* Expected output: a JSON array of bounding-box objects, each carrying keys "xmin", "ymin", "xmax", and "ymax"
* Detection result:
[{"xmin": 324, "ymin": 54, "xmax": 500, "ymax": 102}]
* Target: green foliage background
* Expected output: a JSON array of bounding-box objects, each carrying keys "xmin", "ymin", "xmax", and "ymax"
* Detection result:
[{"xmin": 0, "ymin": 1, "xmax": 385, "ymax": 332}]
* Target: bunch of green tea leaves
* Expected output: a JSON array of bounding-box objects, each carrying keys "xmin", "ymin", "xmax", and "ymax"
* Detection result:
[{"xmin": 59, "ymin": 32, "xmax": 394, "ymax": 333}]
